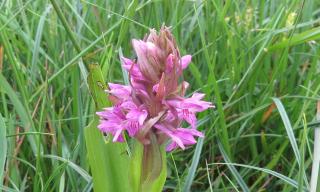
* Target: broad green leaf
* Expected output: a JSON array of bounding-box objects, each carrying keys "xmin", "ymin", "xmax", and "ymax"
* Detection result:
[
  {"xmin": 130, "ymin": 140, "xmax": 144, "ymax": 192},
  {"xmin": 0, "ymin": 113, "xmax": 7, "ymax": 182},
  {"xmin": 85, "ymin": 64, "xmax": 130, "ymax": 192}
]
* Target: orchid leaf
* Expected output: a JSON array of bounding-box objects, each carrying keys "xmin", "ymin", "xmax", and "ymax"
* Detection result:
[
  {"xmin": 130, "ymin": 140, "xmax": 144, "ymax": 192},
  {"xmin": 84, "ymin": 64, "xmax": 130, "ymax": 192},
  {"xmin": 149, "ymin": 145, "xmax": 167, "ymax": 192},
  {"xmin": 130, "ymin": 136, "xmax": 167, "ymax": 192}
]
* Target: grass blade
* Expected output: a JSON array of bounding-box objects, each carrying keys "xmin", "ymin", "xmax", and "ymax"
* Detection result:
[
  {"xmin": 218, "ymin": 141, "xmax": 250, "ymax": 192},
  {"xmin": 210, "ymin": 162, "xmax": 306, "ymax": 190},
  {"xmin": 42, "ymin": 155, "xmax": 91, "ymax": 182},
  {"xmin": 31, "ymin": 5, "xmax": 52, "ymax": 79},
  {"xmin": 310, "ymin": 102, "xmax": 320, "ymax": 192},
  {"xmin": 0, "ymin": 113, "xmax": 7, "ymax": 182},
  {"xmin": 272, "ymin": 98, "xmax": 299, "ymax": 161},
  {"xmin": 182, "ymin": 136, "xmax": 204, "ymax": 192},
  {"xmin": 272, "ymin": 97, "xmax": 309, "ymax": 188},
  {"xmin": 268, "ymin": 27, "xmax": 320, "ymax": 51},
  {"xmin": 0, "ymin": 73, "xmax": 37, "ymax": 154}
]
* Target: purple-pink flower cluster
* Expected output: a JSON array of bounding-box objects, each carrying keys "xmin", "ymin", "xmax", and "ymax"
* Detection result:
[{"xmin": 97, "ymin": 27, "xmax": 213, "ymax": 151}]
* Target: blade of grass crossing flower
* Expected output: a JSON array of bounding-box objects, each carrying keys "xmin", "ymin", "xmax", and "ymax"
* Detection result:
[
  {"xmin": 84, "ymin": 64, "xmax": 130, "ymax": 192},
  {"xmin": 119, "ymin": 48, "xmax": 130, "ymax": 85},
  {"xmin": 182, "ymin": 136, "xmax": 204, "ymax": 192},
  {"xmin": 0, "ymin": 113, "xmax": 7, "ymax": 182},
  {"xmin": 272, "ymin": 98, "xmax": 309, "ymax": 187},
  {"xmin": 218, "ymin": 141, "xmax": 250, "ymax": 192}
]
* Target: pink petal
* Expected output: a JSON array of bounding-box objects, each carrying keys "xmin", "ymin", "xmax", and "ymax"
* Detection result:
[
  {"xmin": 181, "ymin": 109, "xmax": 197, "ymax": 129},
  {"xmin": 107, "ymin": 83, "xmax": 131, "ymax": 99},
  {"xmin": 113, "ymin": 128, "xmax": 124, "ymax": 142},
  {"xmin": 121, "ymin": 57, "xmax": 135, "ymax": 69},
  {"xmin": 191, "ymin": 93, "xmax": 205, "ymax": 100},
  {"xmin": 126, "ymin": 120, "xmax": 139, "ymax": 136},
  {"xmin": 165, "ymin": 54, "xmax": 174, "ymax": 73},
  {"xmin": 181, "ymin": 55, "xmax": 192, "ymax": 69},
  {"xmin": 177, "ymin": 128, "xmax": 204, "ymax": 138},
  {"xmin": 166, "ymin": 142, "xmax": 178, "ymax": 151},
  {"xmin": 154, "ymin": 73, "xmax": 166, "ymax": 100},
  {"xmin": 132, "ymin": 39, "xmax": 159, "ymax": 82},
  {"xmin": 154, "ymin": 124, "xmax": 185, "ymax": 150},
  {"xmin": 138, "ymin": 110, "xmax": 148, "ymax": 125}
]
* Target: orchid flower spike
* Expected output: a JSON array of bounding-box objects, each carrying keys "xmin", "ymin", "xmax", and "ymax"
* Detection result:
[{"xmin": 97, "ymin": 26, "xmax": 213, "ymax": 151}]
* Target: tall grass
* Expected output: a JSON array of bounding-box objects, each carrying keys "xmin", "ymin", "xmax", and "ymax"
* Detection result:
[{"xmin": 1, "ymin": 0, "xmax": 320, "ymax": 191}]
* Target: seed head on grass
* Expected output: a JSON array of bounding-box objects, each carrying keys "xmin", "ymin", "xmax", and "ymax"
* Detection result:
[{"xmin": 96, "ymin": 26, "xmax": 213, "ymax": 151}]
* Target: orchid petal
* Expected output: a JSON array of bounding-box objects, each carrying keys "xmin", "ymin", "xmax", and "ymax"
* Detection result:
[{"xmin": 181, "ymin": 55, "xmax": 192, "ymax": 69}]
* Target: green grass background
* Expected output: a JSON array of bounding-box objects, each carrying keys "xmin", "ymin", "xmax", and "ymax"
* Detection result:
[{"xmin": 1, "ymin": 0, "xmax": 320, "ymax": 191}]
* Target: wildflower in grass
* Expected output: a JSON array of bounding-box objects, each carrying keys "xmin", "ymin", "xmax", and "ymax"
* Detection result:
[{"xmin": 97, "ymin": 26, "xmax": 213, "ymax": 151}]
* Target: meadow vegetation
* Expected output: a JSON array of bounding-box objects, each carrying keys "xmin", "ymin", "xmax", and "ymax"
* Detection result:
[{"xmin": 1, "ymin": 0, "xmax": 320, "ymax": 191}]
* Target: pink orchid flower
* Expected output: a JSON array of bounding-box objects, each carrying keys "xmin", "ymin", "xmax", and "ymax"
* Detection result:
[{"xmin": 97, "ymin": 26, "xmax": 213, "ymax": 151}]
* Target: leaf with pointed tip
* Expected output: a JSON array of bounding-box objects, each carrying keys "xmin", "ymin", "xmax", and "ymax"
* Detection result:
[
  {"xmin": 85, "ymin": 64, "xmax": 130, "ymax": 192},
  {"xmin": 130, "ymin": 136, "xmax": 167, "ymax": 192}
]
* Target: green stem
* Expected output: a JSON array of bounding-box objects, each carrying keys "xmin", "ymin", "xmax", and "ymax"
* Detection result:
[
  {"xmin": 310, "ymin": 102, "xmax": 320, "ymax": 192},
  {"xmin": 49, "ymin": 0, "xmax": 85, "ymax": 66}
]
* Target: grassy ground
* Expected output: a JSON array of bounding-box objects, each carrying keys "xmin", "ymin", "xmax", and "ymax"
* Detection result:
[{"xmin": 1, "ymin": 0, "xmax": 320, "ymax": 191}]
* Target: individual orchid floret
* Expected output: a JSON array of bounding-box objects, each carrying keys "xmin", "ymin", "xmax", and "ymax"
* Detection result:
[
  {"xmin": 96, "ymin": 26, "xmax": 213, "ymax": 151},
  {"xmin": 181, "ymin": 55, "xmax": 192, "ymax": 69}
]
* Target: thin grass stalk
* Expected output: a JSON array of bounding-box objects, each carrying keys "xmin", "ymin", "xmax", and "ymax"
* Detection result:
[
  {"xmin": 310, "ymin": 101, "xmax": 320, "ymax": 192},
  {"xmin": 49, "ymin": 0, "xmax": 86, "ymax": 67}
]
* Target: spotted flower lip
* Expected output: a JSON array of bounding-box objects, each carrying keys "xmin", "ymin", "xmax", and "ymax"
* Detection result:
[{"xmin": 96, "ymin": 26, "xmax": 213, "ymax": 151}]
